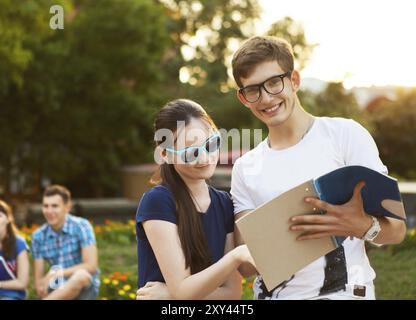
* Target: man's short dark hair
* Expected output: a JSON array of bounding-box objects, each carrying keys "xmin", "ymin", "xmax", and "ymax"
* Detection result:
[
  {"xmin": 43, "ymin": 185, "xmax": 71, "ymax": 204},
  {"xmin": 232, "ymin": 36, "xmax": 294, "ymax": 88}
]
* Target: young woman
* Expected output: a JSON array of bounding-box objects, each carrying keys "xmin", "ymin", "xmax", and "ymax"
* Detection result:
[
  {"xmin": 135, "ymin": 99, "xmax": 254, "ymax": 300},
  {"xmin": 0, "ymin": 200, "xmax": 30, "ymax": 300}
]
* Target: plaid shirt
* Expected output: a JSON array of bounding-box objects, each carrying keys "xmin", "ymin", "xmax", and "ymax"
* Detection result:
[{"xmin": 31, "ymin": 214, "xmax": 100, "ymax": 288}]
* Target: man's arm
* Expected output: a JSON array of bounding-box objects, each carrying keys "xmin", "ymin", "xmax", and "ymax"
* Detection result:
[
  {"xmin": 34, "ymin": 258, "xmax": 48, "ymax": 298},
  {"xmin": 235, "ymin": 210, "xmax": 258, "ymax": 277},
  {"xmin": 61, "ymin": 244, "xmax": 98, "ymax": 278},
  {"xmin": 370, "ymin": 217, "xmax": 406, "ymax": 244}
]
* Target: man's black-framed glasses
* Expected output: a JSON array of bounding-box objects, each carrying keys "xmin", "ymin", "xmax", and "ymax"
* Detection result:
[{"xmin": 239, "ymin": 71, "xmax": 292, "ymax": 103}]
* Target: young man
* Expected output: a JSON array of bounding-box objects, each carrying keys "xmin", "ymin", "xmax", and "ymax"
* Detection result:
[
  {"xmin": 231, "ymin": 36, "xmax": 406, "ymax": 300},
  {"xmin": 32, "ymin": 185, "xmax": 100, "ymax": 300}
]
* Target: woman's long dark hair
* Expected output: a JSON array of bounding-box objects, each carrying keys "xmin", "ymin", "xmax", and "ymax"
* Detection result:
[
  {"xmin": 152, "ymin": 99, "xmax": 217, "ymax": 274},
  {"xmin": 0, "ymin": 200, "xmax": 18, "ymax": 260}
]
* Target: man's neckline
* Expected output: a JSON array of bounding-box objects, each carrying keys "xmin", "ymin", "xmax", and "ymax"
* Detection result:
[{"xmin": 266, "ymin": 116, "xmax": 317, "ymax": 151}]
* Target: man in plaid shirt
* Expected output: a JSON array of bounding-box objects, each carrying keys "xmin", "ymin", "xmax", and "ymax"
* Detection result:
[{"xmin": 32, "ymin": 185, "xmax": 99, "ymax": 300}]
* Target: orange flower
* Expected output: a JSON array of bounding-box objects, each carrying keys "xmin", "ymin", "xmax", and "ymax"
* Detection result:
[
  {"xmin": 128, "ymin": 220, "xmax": 136, "ymax": 226},
  {"xmin": 110, "ymin": 271, "xmax": 122, "ymax": 280}
]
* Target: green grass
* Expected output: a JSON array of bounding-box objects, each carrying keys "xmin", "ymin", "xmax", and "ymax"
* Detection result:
[
  {"xmin": 98, "ymin": 241, "xmax": 137, "ymax": 276},
  {"xmin": 23, "ymin": 222, "xmax": 416, "ymax": 299},
  {"xmin": 44, "ymin": 243, "xmax": 416, "ymax": 300},
  {"xmin": 98, "ymin": 242, "xmax": 255, "ymax": 299},
  {"xmin": 96, "ymin": 242, "xmax": 416, "ymax": 300},
  {"xmin": 369, "ymin": 247, "xmax": 416, "ymax": 299}
]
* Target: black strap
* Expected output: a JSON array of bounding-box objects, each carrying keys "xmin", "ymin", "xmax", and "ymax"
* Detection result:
[{"xmin": 319, "ymin": 246, "xmax": 348, "ymax": 296}]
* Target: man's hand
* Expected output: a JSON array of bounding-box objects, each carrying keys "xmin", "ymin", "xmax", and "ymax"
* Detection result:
[
  {"xmin": 289, "ymin": 181, "xmax": 373, "ymax": 240},
  {"xmin": 44, "ymin": 269, "xmax": 59, "ymax": 285},
  {"xmin": 36, "ymin": 278, "xmax": 50, "ymax": 298},
  {"xmin": 37, "ymin": 269, "xmax": 59, "ymax": 298},
  {"xmin": 136, "ymin": 281, "xmax": 171, "ymax": 300}
]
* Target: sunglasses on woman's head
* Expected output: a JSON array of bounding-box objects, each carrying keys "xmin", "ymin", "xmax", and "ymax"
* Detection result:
[{"xmin": 165, "ymin": 133, "xmax": 222, "ymax": 164}]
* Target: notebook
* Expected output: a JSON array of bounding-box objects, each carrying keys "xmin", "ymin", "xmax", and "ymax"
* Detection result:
[{"xmin": 236, "ymin": 165, "xmax": 406, "ymax": 291}]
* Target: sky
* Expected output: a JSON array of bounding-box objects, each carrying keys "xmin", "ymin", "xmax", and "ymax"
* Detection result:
[{"xmin": 258, "ymin": 0, "xmax": 416, "ymax": 88}]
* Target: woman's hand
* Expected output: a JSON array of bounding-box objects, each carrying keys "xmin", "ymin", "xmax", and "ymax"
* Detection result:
[
  {"xmin": 136, "ymin": 281, "xmax": 171, "ymax": 300},
  {"xmin": 233, "ymin": 245, "xmax": 256, "ymax": 268}
]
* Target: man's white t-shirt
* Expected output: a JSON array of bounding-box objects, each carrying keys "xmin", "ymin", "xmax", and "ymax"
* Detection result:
[{"xmin": 231, "ymin": 117, "xmax": 387, "ymax": 300}]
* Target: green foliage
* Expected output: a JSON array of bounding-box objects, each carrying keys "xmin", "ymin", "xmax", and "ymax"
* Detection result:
[
  {"xmin": 0, "ymin": 0, "xmax": 64, "ymax": 89},
  {"xmin": 184, "ymin": 12, "xmax": 315, "ymax": 129},
  {"xmin": 1, "ymin": 0, "xmax": 387, "ymax": 197},
  {"xmin": 1, "ymin": 0, "xmax": 267, "ymax": 197},
  {"xmin": 20, "ymin": 221, "xmax": 416, "ymax": 300},
  {"xmin": 158, "ymin": 0, "xmax": 261, "ymax": 91},
  {"xmin": 389, "ymin": 228, "xmax": 416, "ymax": 255},
  {"xmin": 0, "ymin": 0, "xmax": 169, "ymax": 197},
  {"xmin": 369, "ymin": 245, "xmax": 416, "ymax": 299},
  {"xmin": 304, "ymin": 82, "xmax": 362, "ymax": 120},
  {"xmin": 370, "ymin": 89, "xmax": 416, "ymax": 179},
  {"xmin": 99, "ymin": 245, "xmax": 138, "ymax": 300},
  {"xmin": 267, "ymin": 16, "xmax": 316, "ymax": 71},
  {"xmin": 95, "ymin": 220, "xmax": 137, "ymax": 246},
  {"xmin": 23, "ymin": 220, "xmax": 256, "ymax": 300},
  {"xmin": 154, "ymin": 0, "xmax": 263, "ymax": 135}
]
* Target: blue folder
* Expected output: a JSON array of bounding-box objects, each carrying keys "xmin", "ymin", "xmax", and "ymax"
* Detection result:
[{"xmin": 313, "ymin": 166, "xmax": 406, "ymax": 245}]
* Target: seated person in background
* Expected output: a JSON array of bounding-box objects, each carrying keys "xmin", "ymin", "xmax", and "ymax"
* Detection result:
[
  {"xmin": 0, "ymin": 200, "xmax": 30, "ymax": 300},
  {"xmin": 32, "ymin": 185, "xmax": 100, "ymax": 300}
]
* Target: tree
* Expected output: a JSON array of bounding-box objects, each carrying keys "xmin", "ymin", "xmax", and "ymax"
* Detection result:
[
  {"xmin": 0, "ymin": 0, "xmax": 72, "ymax": 197},
  {"xmin": 370, "ymin": 89, "xmax": 416, "ymax": 179},
  {"xmin": 157, "ymin": 0, "xmax": 261, "ymax": 94},
  {"xmin": 178, "ymin": 13, "xmax": 316, "ymax": 133},
  {"xmin": 305, "ymin": 82, "xmax": 363, "ymax": 121},
  {"xmin": 267, "ymin": 16, "xmax": 316, "ymax": 71},
  {"xmin": 152, "ymin": 0, "xmax": 264, "ymax": 152},
  {"xmin": 0, "ymin": 0, "xmax": 320, "ymax": 198},
  {"xmin": 0, "ymin": 0, "xmax": 169, "ymax": 197}
]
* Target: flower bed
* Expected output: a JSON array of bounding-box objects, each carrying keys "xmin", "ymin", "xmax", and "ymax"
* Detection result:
[{"xmin": 19, "ymin": 219, "xmax": 255, "ymax": 300}]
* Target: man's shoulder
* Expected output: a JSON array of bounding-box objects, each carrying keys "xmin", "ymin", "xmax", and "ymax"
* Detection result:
[
  {"xmin": 31, "ymin": 223, "xmax": 50, "ymax": 240},
  {"xmin": 67, "ymin": 214, "xmax": 93, "ymax": 230},
  {"xmin": 233, "ymin": 140, "xmax": 267, "ymax": 167},
  {"xmin": 316, "ymin": 116, "xmax": 355, "ymax": 129},
  {"xmin": 317, "ymin": 116, "xmax": 371, "ymax": 141},
  {"xmin": 314, "ymin": 116, "xmax": 365, "ymax": 141}
]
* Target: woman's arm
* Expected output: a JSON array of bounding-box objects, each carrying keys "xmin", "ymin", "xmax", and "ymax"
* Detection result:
[
  {"xmin": 203, "ymin": 232, "xmax": 242, "ymax": 300},
  {"xmin": 0, "ymin": 250, "xmax": 29, "ymax": 291},
  {"xmin": 137, "ymin": 233, "xmax": 242, "ymax": 300},
  {"xmin": 143, "ymin": 220, "xmax": 253, "ymax": 300},
  {"xmin": 235, "ymin": 210, "xmax": 258, "ymax": 277}
]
